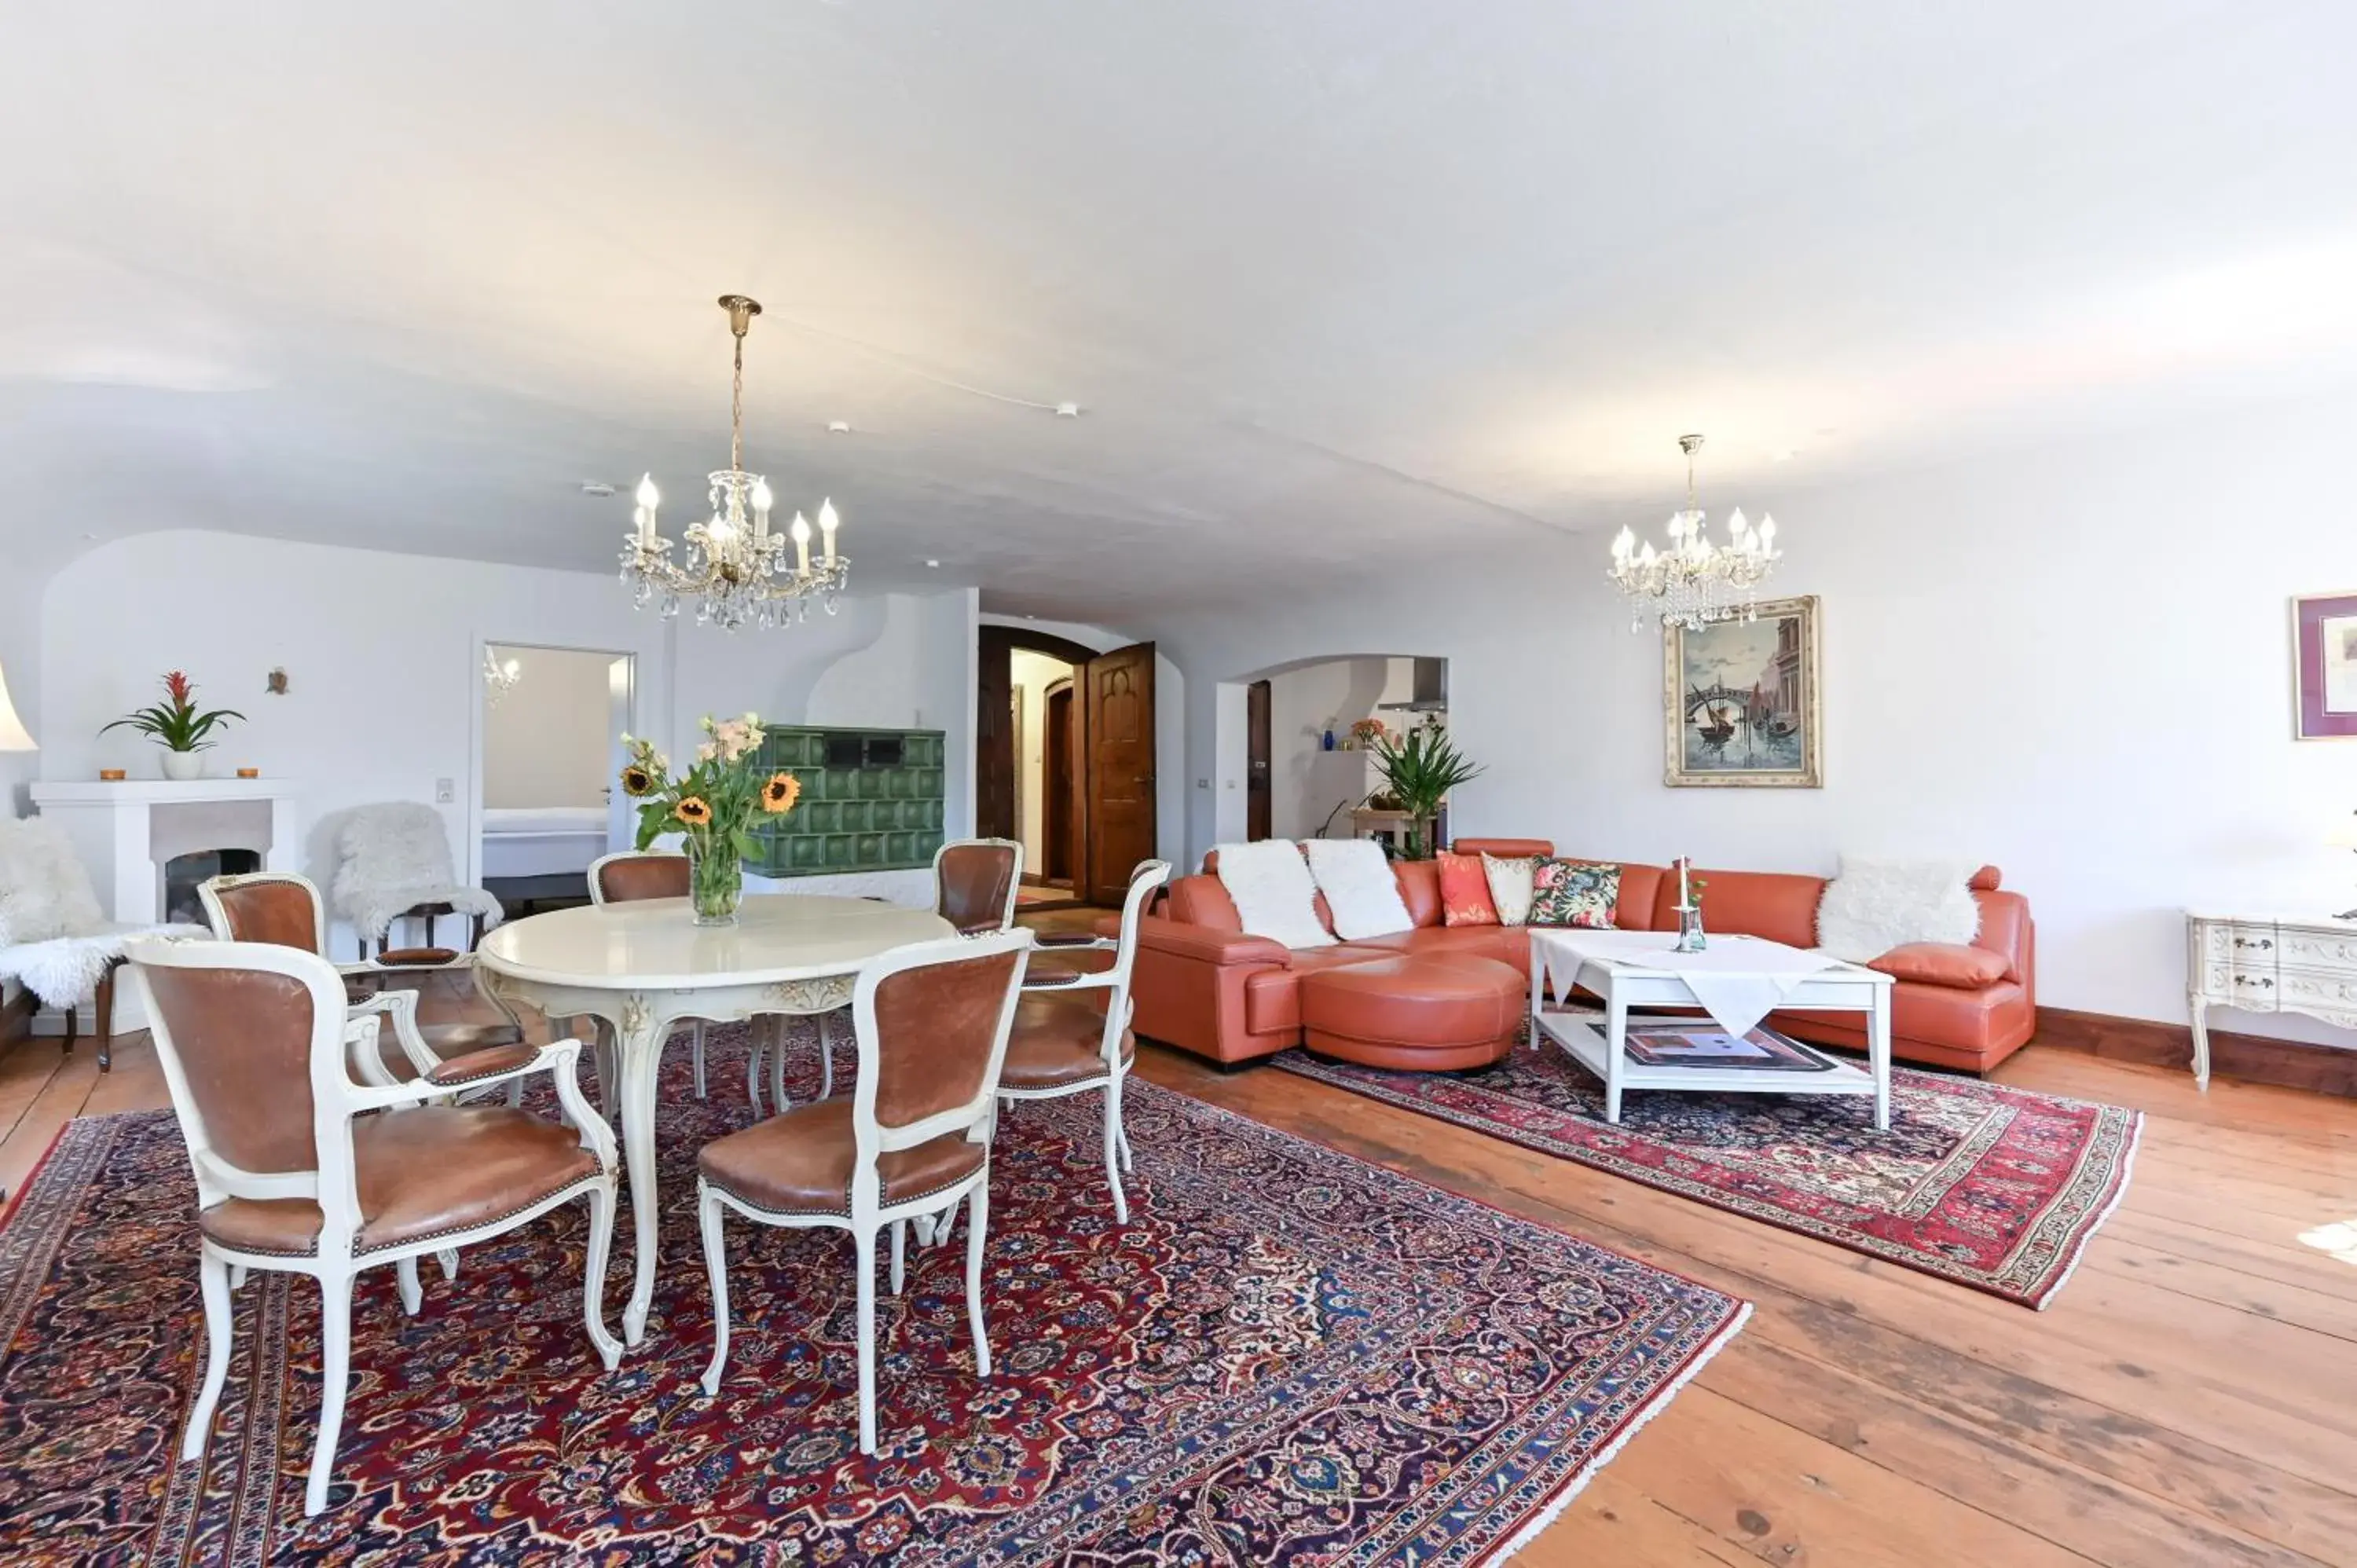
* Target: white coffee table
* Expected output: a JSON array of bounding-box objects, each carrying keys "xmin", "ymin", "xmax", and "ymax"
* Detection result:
[{"xmin": 1527, "ymin": 929, "xmax": 1895, "ymax": 1129}]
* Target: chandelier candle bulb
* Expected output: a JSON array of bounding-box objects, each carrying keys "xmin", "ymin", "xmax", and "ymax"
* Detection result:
[
  {"xmin": 819, "ymin": 497, "xmax": 838, "ymax": 566},
  {"xmin": 791, "ymin": 511, "xmax": 811, "ymax": 573}
]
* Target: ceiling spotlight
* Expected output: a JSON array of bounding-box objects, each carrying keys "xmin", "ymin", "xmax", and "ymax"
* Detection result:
[
  {"xmin": 1054, "ymin": 401, "xmax": 1081, "ymax": 418},
  {"xmin": 827, "ymin": 420, "xmax": 852, "ymax": 434},
  {"xmin": 580, "ymin": 481, "xmax": 618, "ymax": 497},
  {"xmin": 925, "ymin": 559, "xmax": 940, "ymax": 568}
]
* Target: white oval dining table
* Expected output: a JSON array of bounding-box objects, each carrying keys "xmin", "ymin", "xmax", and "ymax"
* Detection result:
[{"xmin": 473, "ymin": 893, "xmax": 954, "ymax": 1346}]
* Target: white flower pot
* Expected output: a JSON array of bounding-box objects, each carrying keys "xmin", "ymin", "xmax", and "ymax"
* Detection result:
[{"xmin": 160, "ymin": 751, "xmax": 206, "ymax": 782}]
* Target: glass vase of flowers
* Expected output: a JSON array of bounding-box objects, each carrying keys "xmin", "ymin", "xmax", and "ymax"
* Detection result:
[
  {"xmin": 618, "ymin": 713, "xmax": 801, "ymax": 926},
  {"xmin": 101, "ymin": 670, "xmax": 244, "ymax": 781}
]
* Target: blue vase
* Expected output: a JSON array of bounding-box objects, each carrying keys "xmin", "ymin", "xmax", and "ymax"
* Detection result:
[{"xmin": 1321, "ymin": 729, "xmax": 1336, "ymax": 751}]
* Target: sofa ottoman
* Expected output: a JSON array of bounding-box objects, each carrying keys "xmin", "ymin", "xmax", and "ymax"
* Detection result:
[{"xmin": 1297, "ymin": 954, "xmax": 1523, "ymax": 1072}]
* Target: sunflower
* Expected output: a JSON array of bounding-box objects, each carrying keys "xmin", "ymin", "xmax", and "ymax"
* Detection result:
[
  {"xmin": 618, "ymin": 764, "xmax": 655, "ymax": 797},
  {"xmin": 674, "ymin": 795, "xmax": 713, "ymax": 826},
  {"xmin": 760, "ymin": 771, "xmax": 801, "ymax": 814}
]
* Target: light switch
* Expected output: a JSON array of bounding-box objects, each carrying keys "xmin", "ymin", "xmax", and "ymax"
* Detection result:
[{"xmin": 434, "ymin": 778, "xmax": 455, "ymax": 804}]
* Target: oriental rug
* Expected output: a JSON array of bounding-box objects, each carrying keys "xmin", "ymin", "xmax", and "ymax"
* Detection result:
[
  {"xmin": 1275, "ymin": 1037, "xmax": 2140, "ymax": 1310},
  {"xmin": 0, "ymin": 1027, "xmax": 1744, "ymax": 1566}
]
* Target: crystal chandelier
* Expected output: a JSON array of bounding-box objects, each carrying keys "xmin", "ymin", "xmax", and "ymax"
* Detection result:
[
  {"xmin": 621, "ymin": 294, "xmax": 849, "ymax": 632},
  {"xmin": 1607, "ymin": 434, "xmax": 1780, "ymax": 631},
  {"xmin": 482, "ymin": 648, "xmax": 521, "ymax": 704}
]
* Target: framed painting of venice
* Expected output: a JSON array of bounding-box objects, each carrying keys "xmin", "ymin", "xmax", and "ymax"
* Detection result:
[
  {"xmin": 2293, "ymin": 592, "xmax": 2357, "ymax": 740},
  {"xmin": 1663, "ymin": 595, "xmax": 1822, "ymax": 787}
]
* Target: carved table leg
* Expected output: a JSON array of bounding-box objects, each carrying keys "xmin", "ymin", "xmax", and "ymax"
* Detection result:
[
  {"xmin": 2189, "ymin": 995, "xmax": 2213, "ymax": 1091},
  {"xmin": 615, "ymin": 996, "xmax": 668, "ymax": 1346}
]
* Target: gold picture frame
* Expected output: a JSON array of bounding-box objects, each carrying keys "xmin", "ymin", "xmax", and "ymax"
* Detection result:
[{"xmin": 1663, "ymin": 595, "xmax": 1823, "ymax": 788}]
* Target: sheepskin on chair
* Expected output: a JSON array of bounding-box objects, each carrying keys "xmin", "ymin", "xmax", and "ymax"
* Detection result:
[
  {"xmin": 332, "ymin": 803, "xmax": 504, "ymax": 943},
  {"xmin": 0, "ymin": 816, "xmax": 205, "ymax": 1011}
]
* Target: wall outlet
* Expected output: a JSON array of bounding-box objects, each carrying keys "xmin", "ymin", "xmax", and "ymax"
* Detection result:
[
  {"xmin": 1196, "ymin": 778, "xmax": 1209, "ymax": 789},
  {"xmin": 434, "ymin": 778, "xmax": 455, "ymax": 804}
]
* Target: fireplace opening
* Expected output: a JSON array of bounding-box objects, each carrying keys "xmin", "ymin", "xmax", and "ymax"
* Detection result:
[{"xmin": 162, "ymin": 848, "xmax": 262, "ymax": 927}]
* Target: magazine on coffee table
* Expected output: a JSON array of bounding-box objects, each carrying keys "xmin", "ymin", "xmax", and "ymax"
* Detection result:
[{"xmin": 1617, "ymin": 1020, "xmax": 1837, "ymax": 1072}]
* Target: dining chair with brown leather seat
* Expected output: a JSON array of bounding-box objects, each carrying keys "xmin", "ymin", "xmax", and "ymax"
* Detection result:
[
  {"xmin": 933, "ymin": 837, "xmax": 1024, "ymax": 934},
  {"xmin": 695, "ymin": 927, "xmax": 1032, "ymax": 1455},
  {"xmin": 126, "ymin": 933, "xmax": 622, "ymax": 1517},
  {"xmin": 199, "ymin": 870, "xmax": 524, "ymax": 1090},
  {"xmin": 994, "ymin": 859, "xmax": 1171, "ymax": 1225}
]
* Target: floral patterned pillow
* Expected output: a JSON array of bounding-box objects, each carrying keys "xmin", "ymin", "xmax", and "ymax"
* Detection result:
[
  {"xmin": 1529, "ymin": 859, "xmax": 1620, "ymax": 929},
  {"xmin": 1434, "ymin": 852, "xmax": 1499, "ymax": 926}
]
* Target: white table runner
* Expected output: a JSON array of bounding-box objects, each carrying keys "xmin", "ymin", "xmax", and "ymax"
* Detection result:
[{"xmin": 1533, "ymin": 929, "xmax": 1851, "ymax": 1039}]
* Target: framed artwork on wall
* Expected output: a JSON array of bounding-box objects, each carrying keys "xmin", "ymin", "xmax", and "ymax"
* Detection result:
[
  {"xmin": 2293, "ymin": 592, "xmax": 2357, "ymax": 740},
  {"xmin": 1663, "ymin": 595, "xmax": 1822, "ymax": 788}
]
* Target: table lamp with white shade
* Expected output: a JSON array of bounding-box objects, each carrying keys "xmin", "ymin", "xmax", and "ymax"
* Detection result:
[
  {"xmin": 2333, "ymin": 810, "xmax": 2357, "ymax": 921},
  {"xmin": 0, "ymin": 658, "xmax": 35, "ymax": 754}
]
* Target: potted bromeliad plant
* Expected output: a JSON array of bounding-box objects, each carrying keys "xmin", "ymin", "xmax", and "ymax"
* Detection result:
[
  {"xmin": 1367, "ymin": 723, "xmax": 1484, "ymax": 860},
  {"xmin": 618, "ymin": 713, "xmax": 801, "ymax": 925},
  {"xmin": 101, "ymin": 670, "xmax": 244, "ymax": 780}
]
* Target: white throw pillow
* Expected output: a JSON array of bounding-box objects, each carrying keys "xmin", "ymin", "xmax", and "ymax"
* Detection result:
[
  {"xmin": 1482, "ymin": 853, "xmax": 1538, "ymax": 926},
  {"xmin": 1815, "ymin": 855, "xmax": 1981, "ymax": 962},
  {"xmin": 1214, "ymin": 841, "xmax": 1336, "ymax": 950},
  {"xmin": 1303, "ymin": 838, "xmax": 1415, "ymax": 940}
]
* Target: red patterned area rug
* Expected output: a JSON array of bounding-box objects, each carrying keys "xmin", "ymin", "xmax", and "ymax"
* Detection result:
[
  {"xmin": 0, "ymin": 1028, "xmax": 1746, "ymax": 1566},
  {"xmin": 1275, "ymin": 1038, "xmax": 2142, "ymax": 1310}
]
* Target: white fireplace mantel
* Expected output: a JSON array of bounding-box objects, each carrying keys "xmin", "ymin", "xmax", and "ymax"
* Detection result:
[{"xmin": 29, "ymin": 776, "xmax": 301, "ymax": 926}]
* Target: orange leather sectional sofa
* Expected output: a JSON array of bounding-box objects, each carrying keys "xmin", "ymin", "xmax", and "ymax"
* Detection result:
[{"xmin": 1126, "ymin": 838, "xmax": 2036, "ymax": 1075}]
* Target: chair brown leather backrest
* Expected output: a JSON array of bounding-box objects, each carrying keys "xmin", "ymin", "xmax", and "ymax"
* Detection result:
[
  {"xmin": 596, "ymin": 854, "xmax": 691, "ymax": 904},
  {"xmin": 935, "ymin": 842, "xmax": 1018, "ymax": 934},
  {"xmin": 141, "ymin": 963, "xmax": 319, "ymax": 1174},
  {"xmin": 869, "ymin": 945, "xmax": 1027, "ymax": 1130},
  {"xmin": 208, "ymin": 879, "xmax": 324, "ymax": 955}
]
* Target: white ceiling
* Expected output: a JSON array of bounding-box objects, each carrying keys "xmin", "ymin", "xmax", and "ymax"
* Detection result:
[{"xmin": 5, "ymin": 2, "xmax": 2354, "ymax": 620}]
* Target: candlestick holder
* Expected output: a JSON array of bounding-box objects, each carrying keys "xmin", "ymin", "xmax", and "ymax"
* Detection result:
[{"xmin": 1674, "ymin": 903, "xmax": 1707, "ymax": 952}]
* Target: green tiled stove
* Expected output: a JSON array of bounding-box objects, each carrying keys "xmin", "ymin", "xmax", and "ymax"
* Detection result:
[{"xmin": 748, "ymin": 726, "xmax": 946, "ymax": 877}]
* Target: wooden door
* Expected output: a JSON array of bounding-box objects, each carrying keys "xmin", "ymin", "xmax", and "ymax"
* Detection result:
[
  {"xmin": 976, "ymin": 626, "xmax": 1017, "ymax": 841},
  {"xmin": 1083, "ymin": 641, "xmax": 1157, "ymax": 904},
  {"xmin": 1044, "ymin": 683, "xmax": 1075, "ymax": 882},
  {"xmin": 1245, "ymin": 678, "xmax": 1272, "ymax": 841}
]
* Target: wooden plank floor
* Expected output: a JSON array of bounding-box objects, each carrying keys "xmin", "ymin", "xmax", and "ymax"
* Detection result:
[{"xmin": 5, "ymin": 934, "xmax": 2355, "ymax": 1564}]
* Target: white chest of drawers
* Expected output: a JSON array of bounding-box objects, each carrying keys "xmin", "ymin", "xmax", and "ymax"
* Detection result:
[{"xmin": 2186, "ymin": 911, "xmax": 2357, "ymax": 1086}]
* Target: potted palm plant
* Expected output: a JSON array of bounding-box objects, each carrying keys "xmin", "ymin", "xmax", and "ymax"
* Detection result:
[
  {"xmin": 101, "ymin": 671, "xmax": 245, "ymax": 780},
  {"xmin": 1367, "ymin": 724, "xmax": 1483, "ymax": 859}
]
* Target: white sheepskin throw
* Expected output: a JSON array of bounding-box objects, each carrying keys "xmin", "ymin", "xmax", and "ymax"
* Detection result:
[
  {"xmin": 332, "ymin": 803, "xmax": 504, "ymax": 941},
  {"xmin": 1304, "ymin": 838, "xmax": 1415, "ymax": 940},
  {"xmin": 0, "ymin": 816, "xmax": 105, "ymax": 948},
  {"xmin": 0, "ymin": 816, "xmax": 205, "ymax": 1009},
  {"xmin": 0, "ymin": 924, "xmax": 210, "ymax": 1009},
  {"xmin": 1213, "ymin": 841, "xmax": 1336, "ymax": 950},
  {"xmin": 1815, "ymin": 855, "xmax": 1981, "ymax": 962}
]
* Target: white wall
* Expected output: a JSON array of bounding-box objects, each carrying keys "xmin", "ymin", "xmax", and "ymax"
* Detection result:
[
  {"xmin": 1146, "ymin": 396, "xmax": 2357, "ymax": 1042},
  {"xmin": 38, "ymin": 533, "xmax": 984, "ymax": 947},
  {"xmin": 482, "ymin": 644, "xmax": 617, "ymax": 809}
]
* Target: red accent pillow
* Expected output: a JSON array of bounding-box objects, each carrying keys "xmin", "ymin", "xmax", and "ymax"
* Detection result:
[
  {"xmin": 1435, "ymin": 852, "xmax": 1500, "ymax": 926},
  {"xmin": 1868, "ymin": 942, "xmax": 2008, "ymax": 989}
]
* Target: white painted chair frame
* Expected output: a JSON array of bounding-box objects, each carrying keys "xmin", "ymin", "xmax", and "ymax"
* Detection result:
[
  {"xmin": 995, "ymin": 860, "xmax": 1171, "ymax": 1225},
  {"xmin": 125, "ymin": 935, "xmax": 623, "ymax": 1517},
  {"xmin": 697, "ymin": 929, "xmax": 1033, "ymax": 1455},
  {"xmin": 585, "ymin": 851, "xmax": 712, "ymax": 1109}
]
